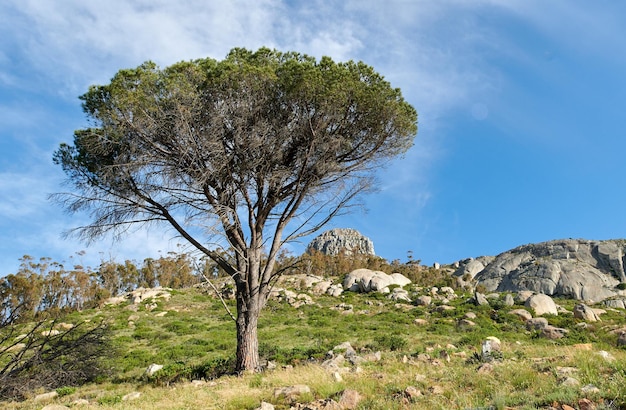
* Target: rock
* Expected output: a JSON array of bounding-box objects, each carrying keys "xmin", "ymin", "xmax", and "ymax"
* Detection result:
[
  {"xmin": 388, "ymin": 288, "xmax": 411, "ymax": 302},
  {"xmin": 41, "ymin": 329, "xmax": 60, "ymax": 337},
  {"xmin": 71, "ymin": 399, "xmax": 90, "ymax": 406},
  {"xmin": 504, "ymin": 294, "xmax": 515, "ymax": 306},
  {"xmin": 526, "ymin": 317, "xmax": 549, "ymax": 330},
  {"xmin": 481, "ymin": 337, "xmax": 501, "ymax": 361},
  {"xmin": 578, "ymin": 398, "xmax": 597, "ymax": 410},
  {"xmin": 525, "ymin": 294, "xmax": 558, "ymax": 316},
  {"xmin": 404, "ymin": 386, "xmax": 422, "ymax": 400},
  {"xmin": 41, "ymin": 405, "xmax": 70, "ymax": 410},
  {"xmin": 413, "ymin": 318, "xmax": 428, "ymax": 326},
  {"xmin": 477, "ymin": 362, "xmax": 494, "ymax": 373},
  {"xmin": 122, "ymin": 392, "xmax": 141, "ymax": 401},
  {"xmin": 464, "ymin": 312, "xmax": 477, "ymax": 319},
  {"xmin": 560, "ymin": 377, "xmax": 580, "ymax": 387},
  {"xmin": 415, "ymin": 295, "xmax": 432, "ymax": 306},
  {"xmin": 273, "ymin": 384, "xmax": 311, "ymax": 400},
  {"xmin": 617, "ymin": 331, "xmax": 626, "ymax": 347},
  {"xmin": 6, "ymin": 342, "xmax": 26, "ymax": 352},
  {"xmin": 129, "ymin": 287, "xmax": 171, "ymax": 304},
  {"xmin": 34, "ymin": 391, "xmax": 58, "ymax": 402},
  {"xmin": 604, "ymin": 298, "xmax": 626, "ymax": 309},
  {"xmin": 343, "ymin": 269, "xmax": 411, "ymax": 293},
  {"xmin": 428, "ymin": 385, "xmax": 444, "ymax": 395},
  {"xmin": 474, "ymin": 291, "xmax": 489, "ymax": 306},
  {"xmin": 307, "ymin": 228, "xmax": 375, "ymax": 256},
  {"xmin": 257, "ymin": 402, "xmax": 275, "ymax": 410},
  {"xmin": 326, "ymin": 284, "xmax": 344, "ymax": 297},
  {"xmin": 474, "ymin": 239, "xmax": 626, "ymax": 302},
  {"xmin": 541, "ymin": 325, "xmax": 569, "ymax": 339},
  {"xmin": 338, "ymin": 389, "xmax": 361, "ymax": 409},
  {"xmin": 510, "ymin": 309, "xmax": 533, "ymax": 321},
  {"xmin": 457, "ymin": 319, "xmax": 476, "ymax": 328},
  {"xmin": 581, "ymin": 384, "xmax": 601, "ymax": 394},
  {"xmin": 311, "ymin": 280, "xmax": 333, "ymax": 295},
  {"xmin": 573, "ymin": 304, "xmax": 599, "ymax": 322},
  {"xmin": 434, "ymin": 305, "xmax": 455, "ymax": 313},
  {"xmin": 145, "ymin": 363, "xmax": 164, "ymax": 376}
]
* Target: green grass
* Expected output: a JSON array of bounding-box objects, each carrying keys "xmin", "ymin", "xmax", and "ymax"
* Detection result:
[{"xmin": 3, "ymin": 280, "xmax": 626, "ymax": 409}]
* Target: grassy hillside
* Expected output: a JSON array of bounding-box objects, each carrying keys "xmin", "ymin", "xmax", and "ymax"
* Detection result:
[{"xmin": 2, "ymin": 274, "xmax": 626, "ymax": 409}]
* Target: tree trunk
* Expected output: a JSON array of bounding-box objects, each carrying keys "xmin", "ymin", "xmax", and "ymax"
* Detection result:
[{"xmin": 235, "ymin": 294, "xmax": 260, "ymax": 373}]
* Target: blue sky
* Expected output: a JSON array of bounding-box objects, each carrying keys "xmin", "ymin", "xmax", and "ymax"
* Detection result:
[{"xmin": 1, "ymin": 1, "xmax": 625, "ymax": 275}]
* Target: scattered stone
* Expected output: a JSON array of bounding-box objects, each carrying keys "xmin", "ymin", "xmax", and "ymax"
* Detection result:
[
  {"xmin": 41, "ymin": 405, "xmax": 69, "ymax": 410},
  {"xmin": 6, "ymin": 342, "xmax": 25, "ymax": 352},
  {"xmin": 413, "ymin": 318, "xmax": 428, "ymax": 326},
  {"xmin": 597, "ymin": 350, "xmax": 615, "ymax": 361},
  {"xmin": 556, "ymin": 366, "xmax": 578, "ymax": 377},
  {"xmin": 274, "ymin": 384, "xmax": 311, "ymax": 400},
  {"xmin": 415, "ymin": 295, "xmax": 432, "ymax": 306},
  {"xmin": 34, "ymin": 391, "xmax": 58, "ymax": 402},
  {"xmin": 504, "ymin": 294, "xmax": 515, "ymax": 306},
  {"xmin": 474, "ymin": 291, "xmax": 489, "ymax": 306},
  {"xmin": 332, "ymin": 371, "xmax": 343, "ymax": 382},
  {"xmin": 338, "ymin": 389, "xmax": 361, "ymax": 409},
  {"xmin": 464, "ymin": 312, "xmax": 477, "ymax": 320},
  {"xmin": 71, "ymin": 399, "xmax": 90, "ymax": 406},
  {"xmin": 145, "ymin": 363, "xmax": 164, "ymax": 376},
  {"xmin": 477, "ymin": 362, "xmax": 494, "ymax": 373},
  {"xmin": 510, "ymin": 309, "xmax": 533, "ymax": 321},
  {"xmin": 155, "ymin": 311, "xmax": 168, "ymax": 317},
  {"xmin": 541, "ymin": 325, "xmax": 569, "ymax": 340},
  {"xmin": 256, "ymin": 401, "xmax": 275, "ymax": 410},
  {"xmin": 573, "ymin": 304, "xmax": 599, "ymax": 322},
  {"xmin": 57, "ymin": 322, "xmax": 74, "ymax": 330},
  {"xmin": 525, "ymin": 294, "xmax": 558, "ymax": 316},
  {"xmin": 526, "ymin": 317, "xmax": 549, "ymax": 330},
  {"xmin": 560, "ymin": 377, "xmax": 580, "ymax": 387},
  {"xmin": 428, "ymin": 385, "xmax": 444, "ymax": 395},
  {"xmin": 581, "ymin": 384, "xmax": 601, "ymax": 394},
  {"xmin": 457, "ymin": 319, "xmax": 476, "ymax": 328},
  {"xmin": 122, "ymin": 392, "xmax": 141, "ymax": 401},
  {"xmin": 617, "ymin": 331, "xmax": 626, "ymax": 347},
  {"xmin": 578, "ymin": 398, "xmax": 596, "ymax": 410},
  {"xmin": 404, "ymin": 386, "xmax": 422, "ymax": 400},
  {"xmin": 41, "ymin": 329, "xmax": 60, "ymax": 337},
  {"xmin": 434, "ymin": 305, "xmax": 455, "ymax": 313},
  {"xmin": 326, "ymin": 284, "xmax": 344, "ymax": 297}
]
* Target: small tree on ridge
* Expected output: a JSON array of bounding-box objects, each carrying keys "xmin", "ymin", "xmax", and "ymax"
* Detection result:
[{"xmin": 52, "ymin": 47, "xmax": 418, "ymax": 372}]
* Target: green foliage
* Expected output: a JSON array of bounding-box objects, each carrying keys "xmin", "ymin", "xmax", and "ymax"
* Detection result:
[
  {"xmin": 147, "ymin": 357, "xmax": 235, "ymax": 385},
  {"xmin": 373, "ymin": 334, "xmax": 407, "ymax": 351},
  {"xmin": 55, "ymin": 386, "xmax": 77, "ymax": 397}
]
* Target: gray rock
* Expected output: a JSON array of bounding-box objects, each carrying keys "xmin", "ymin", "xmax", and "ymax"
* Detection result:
[
  {"xmin": 525, "ymin": 294, "xmax": 558, "ymax": 316},
  {"xmin": 541, "ymin": 325, "xmax": 569, "ymax": 339},
  {"xmin": 504, "ymin": 294, "xmax": 515, "ymax": 306},
  {"xmin": 474, "ymin": 291, "xmax": 489, "ymax": 306},
  {"xmin": 415, "ymin": 295, "xmax": 432, "ymax": 306},
  {"xmin": 526, "ymin": 317, "xmax": 549, "ymax": 330},
  {"xmin": 273, "ymin": 384, "xmax": 311, "ymax": 400},
  {"xmin": 604, "ymin": 298, "xmax": 626, "ymax": 309},
  {"xmin": 307, "ymin": 228, "xmax": 375, "ymax": 256},
  {"xmin": 510, "ymin": 309, "xmax": 533, "ymax": 322},
  {"xmin": 573, "ymin": 304, "xmax": 599, "ymax": 322},
  {"xmin": 34, "ymin": 392, "xmax": 58, "ymax": 402},
  {"xmin": 343, "ymin": 269, "xmax": 411, "ymax": 293},
  {"xmin": 145, "ymin": 363, "xmax": 164, "ymax": 376},
  {"xmin": 617, "ymin": 332, "xmax": 626, "ymax": 347},
  {"xmin": 474, "ymin": 239, "xmax": 626, "ymax": 302}
]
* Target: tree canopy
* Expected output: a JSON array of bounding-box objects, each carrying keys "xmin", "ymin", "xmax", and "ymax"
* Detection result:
[{"xmin": 53, "ymin": 47, "xmax": 417, "ymax": 371}]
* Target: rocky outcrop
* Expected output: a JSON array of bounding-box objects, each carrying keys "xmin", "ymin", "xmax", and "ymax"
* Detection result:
[
  {"xmin": 307, "ymin": 228, "xmax": 375, "ymax": 256},
  {"xmin": 343, "ymin": 269, "xmax": 411, "ymax": 293},
  {"xmin": 473, "ymin": 239, "xmax": 626, "ymax": 302}
]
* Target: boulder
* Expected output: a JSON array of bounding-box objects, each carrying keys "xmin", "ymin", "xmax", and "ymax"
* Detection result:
[
  {"xmin": 526, "ymin": 317, "xmax": 549, "ymax": 330},
  {"xmin": 474, "ymin": 239, "xmax": 626, "ymax": 302},
  {"xmin": 343, "ymin": 269, "xmax": 411, "ymax": 293},
  {"xmin": 525, "ymin": 294, "xmax": 558, "ymax": 316},
  {"xmin": 274, "ymin": 385, "xmax": 311, "ymax": 400},
  {"xmin": 573, "ymin": 304, "xmax": 599, "ymax": 322},
  {"xmin": 541, "ymin": 325, "xmax": 569, "ymax": 339},
  {"xmin": 509, "ymin": 309, "xmax": 533, "ymax": 322},
  {"xmin": 307, "ymin": 228, "xmax": 375, "ymax": 256}
]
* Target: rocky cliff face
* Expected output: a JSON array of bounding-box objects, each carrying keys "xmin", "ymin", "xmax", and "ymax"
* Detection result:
[
  {"xmin": 307, "ymin": 228, "xmax": 375, "ymax": 256},
  {"xmin": 472, "ymin": 239, "xmax": 626, "ymax": 302}
]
